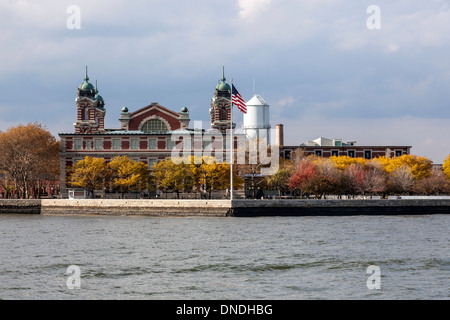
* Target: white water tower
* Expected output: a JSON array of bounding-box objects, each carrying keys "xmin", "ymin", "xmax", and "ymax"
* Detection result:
[{"xmin": 243, "ymin": 94, "xmax": 271, "ymax": 143}]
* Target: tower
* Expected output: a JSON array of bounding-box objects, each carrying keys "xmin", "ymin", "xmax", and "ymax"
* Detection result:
[
  {"xmin": 209, "ymin": 67, "xmax": 235, "ymax": 133},
  {"xmin": 243, "ymin": 94, "xmax": 271, "ymax": 143},
  {"xmin": 74, "ymin": 66, "xmax": 106, "ymax": 134}
]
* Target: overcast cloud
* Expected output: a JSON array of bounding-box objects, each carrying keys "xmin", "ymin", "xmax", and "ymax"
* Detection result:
[{"xmin": 0, "ymin": 0, "xmax": 449, "ymax": 162}]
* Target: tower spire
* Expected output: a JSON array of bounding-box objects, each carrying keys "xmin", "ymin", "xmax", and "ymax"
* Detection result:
[
  {"xmin": 85, "ymin": 66, "xmax": 89, "ymax": 82},
  {"xmin": 222, "ymin": 66, "xmax": 226, "ymax": 82},
  {"xmin": 95, "ymin": 80, "xmax": 98, "ymax": 93}
]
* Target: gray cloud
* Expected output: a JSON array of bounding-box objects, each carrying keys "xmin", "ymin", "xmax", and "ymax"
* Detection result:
[{"xmin": 0, "ymin": 0, "xmax": 449, "ymax": 162}]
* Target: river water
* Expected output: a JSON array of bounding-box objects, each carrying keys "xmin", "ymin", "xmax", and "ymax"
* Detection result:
[{"xmin": 0, "ymin": 214, "xmax": 448, "ymax": 300}]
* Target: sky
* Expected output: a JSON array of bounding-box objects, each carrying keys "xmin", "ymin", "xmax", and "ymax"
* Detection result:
[{"xmin": 0, "ymin": 0, "xmax": 449, "ymax": 163}]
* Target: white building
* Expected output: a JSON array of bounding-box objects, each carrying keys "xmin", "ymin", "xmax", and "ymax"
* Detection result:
[{"xmin": 243, "ymin": 94, "xmax": 271, "ymax": 143}]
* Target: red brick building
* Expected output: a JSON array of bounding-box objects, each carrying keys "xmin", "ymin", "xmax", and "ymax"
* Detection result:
[
  {"xmin": 59, "ymin": 68, "xmax": 241, "ymax": 197},
  {"xmin": 59, "ymin": 69, "xmax": 193, "ymax": 197},
  {"xmin": 275, "ymin": 127, "xmax": 411, "ymax": 160}
]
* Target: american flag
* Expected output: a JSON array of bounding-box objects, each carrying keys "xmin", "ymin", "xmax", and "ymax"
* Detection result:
[{"xmin": 232, "ymin": 84, "xmax": 247, "ymax": 114}]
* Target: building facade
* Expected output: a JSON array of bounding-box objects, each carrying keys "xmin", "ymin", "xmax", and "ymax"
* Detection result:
[
  {"xmin": 59, "ymin": 68, "xmax": 244, "ymax": 197},
  {"xmin": 275, "ymin": 126, "xmax": 411, "ymax": 160}
]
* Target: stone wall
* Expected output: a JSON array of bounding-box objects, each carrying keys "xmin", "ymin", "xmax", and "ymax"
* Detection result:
[{"xmin": 1, "ymin": 199, "xmax": 450, "ymax": 217}]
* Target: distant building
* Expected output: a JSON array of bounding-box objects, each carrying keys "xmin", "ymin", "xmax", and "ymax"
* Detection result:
[{"xmin": 275, "ymin": 126, "xmax": 411, "ymax": 160}]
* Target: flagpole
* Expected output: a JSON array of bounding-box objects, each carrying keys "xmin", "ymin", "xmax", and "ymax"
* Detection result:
[{"xmin": 230, "ymin": 78, "xmax": 234, "ymax": 201}]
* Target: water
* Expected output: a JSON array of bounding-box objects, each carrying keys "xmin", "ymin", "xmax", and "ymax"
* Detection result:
[{"xmin": 0, "ymin": 214, "xmax": 448, "ymax": 300}]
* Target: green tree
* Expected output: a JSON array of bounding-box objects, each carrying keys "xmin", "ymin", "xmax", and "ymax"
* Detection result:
[
  {"xmin": 108, "ymin": 156, "xmax": 150, "ymax": 198},
  {"xmin": 69, "ymin": 157, "xmax": 107, "ymax": 198},
  {"xmin": 266, "ymin": 158, "xmax": 293, "ymax": 197}
]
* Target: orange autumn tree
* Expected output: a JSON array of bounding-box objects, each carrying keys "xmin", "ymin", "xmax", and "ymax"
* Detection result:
[{"xmin": 0, "ymin": 122, "xmax": 60, "ymax": 198}]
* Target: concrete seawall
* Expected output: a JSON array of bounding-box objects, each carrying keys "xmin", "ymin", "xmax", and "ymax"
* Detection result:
[
  {"xmin": 1, "ymin": 199, "xmax": 450, "ymax": 217},
  {"xmin": 230, "ymin": 199, "xmax": 450, "ymax": 217}
]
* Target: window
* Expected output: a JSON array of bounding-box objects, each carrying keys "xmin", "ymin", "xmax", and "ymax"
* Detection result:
[
  {"xmin": 94, "ymin": 139, "xmax": 103, "ymax": 150},
  {"xmin": 74, "ymin": 139, "xmax": 82, "ymax": 150},
  {"xmin": 83, "ymin": 107, "xmax": 89, "ymax": 121},
  {"xmin": 85, "ymin": 140, "xmax": 92, "ymax": 150},
  {"xmin": 364, "ymin": 150, "xmax": 372, "ymax": 160},
  {"xmin": 148, "ymin": 139, "xmax": 157, "ymax": 150},
  {"xmin": 183, "ymin": 137, "xmax": 192, "ymax": 150},
  {"xmin": 167, "ymin": 139, "xmax": 175, "ymax": 150},
  {"xmin": 113, "ymin": 139, "xmax": 121, "ymax": 150},
  {"xmin": 315, "ymin": 150, "xmax": 323, "ymax": 157},
  {"xmin": 148, "ymin": 159, "xmax": 157, "ymax": 169},
  {"xmin": 348, "ymin": 150, "xmax": 355, "ymax": 158},
  {"xmin": 331, "ymin": 150, "xmax": 339, "ymax": 157},
  {"xmin": 131, "ymin": 139, "xmax": 139, "ymax": 150},
  {"xmin": 395, "ymin": 150, "xmax": 403, "ymax": 157},
  {"xmin": 219, "ymin": 107, "xmax": 227, "ymax": 121},
  {"xmin": 141, "ymin": 119, "xmax": 168, "ymax": 133}
]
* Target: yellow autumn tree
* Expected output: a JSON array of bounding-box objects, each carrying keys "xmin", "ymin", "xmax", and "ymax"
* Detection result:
[
  {"xmin": 70, "ymin": 157, "xmax": 107, "ymax": 198},
  {"xmin": 188, "ymin": 156, "xmax": 243, "ymax": 199},
  {"xmin": 329, "ymin": 156, "xmax": 368, "ymax": 171},
  {"xmin": 374, "ymin": 155, "xmax": 433, "ymax": 180},
  {"xmin": 443, "ymin": 155, "xmax": 450, "ymax": 180},
  {"xmin": 108, "ymin": 156, "xmax": 150, "ymax": 198},
  {"xmin": 152, "ymin": 158, "xmax": 189, "ymax": 199}
]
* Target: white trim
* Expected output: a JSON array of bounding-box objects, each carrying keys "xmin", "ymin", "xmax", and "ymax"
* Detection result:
[{"xmin": 132, "ymin": 104, "xmax": 179, "ymax": 120}]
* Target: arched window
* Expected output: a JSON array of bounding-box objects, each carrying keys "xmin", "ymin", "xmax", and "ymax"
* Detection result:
[{"xmin": 141, "ymin": 119, "xmax": 169, "ymax": 133}]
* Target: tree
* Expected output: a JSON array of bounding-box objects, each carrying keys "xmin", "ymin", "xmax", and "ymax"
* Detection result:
[
  {"xmin": 266, "ymin": 158, "xmax": 293, "ymax": 197},
  {"xmin": 329, "ymin": 155, "xmax": 368, "ymax": 171},
  {"xmin": 413, "ymin": 169, "xmax": 450, "ymax": 195},
  {"xmin": 108, "ymin": 156, "xmax": 150, "ymax": 198},
  {"xmin": 387, "ymin": 165, "xmax": 415, "ymax": 194},
  {"xmin": 349, "ymin": 162, "xmax": 388, "ymax": 196},
  {"xmin": 443, "ymin": 155, "xmax": 450, "ymax": 180},
  {"xmin": 376, "ymin": 155, "xmax": 433, "ymax": 181},
  {"xmin": 152, "ymin": 158, "xmax": 188, "ymax": 199},
  {"xmin": 190, "ymin": 156, "xmax": 243, "ymax": 199},
  {"xmin": 0, "ymin": 122, "xmax": 60, "ymax": 198},
  {"xmin": 288, "ymin": 158, "xmax": 317, "ymax": 196},
  {"xmin": 69, "ymin": 157, "xmax": 107, "ymax": 198}
]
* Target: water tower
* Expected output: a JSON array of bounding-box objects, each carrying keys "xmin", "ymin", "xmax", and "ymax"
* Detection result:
[{"xmin": 243, "ymin": 94, "xmax": 271, "ymax": 144}]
